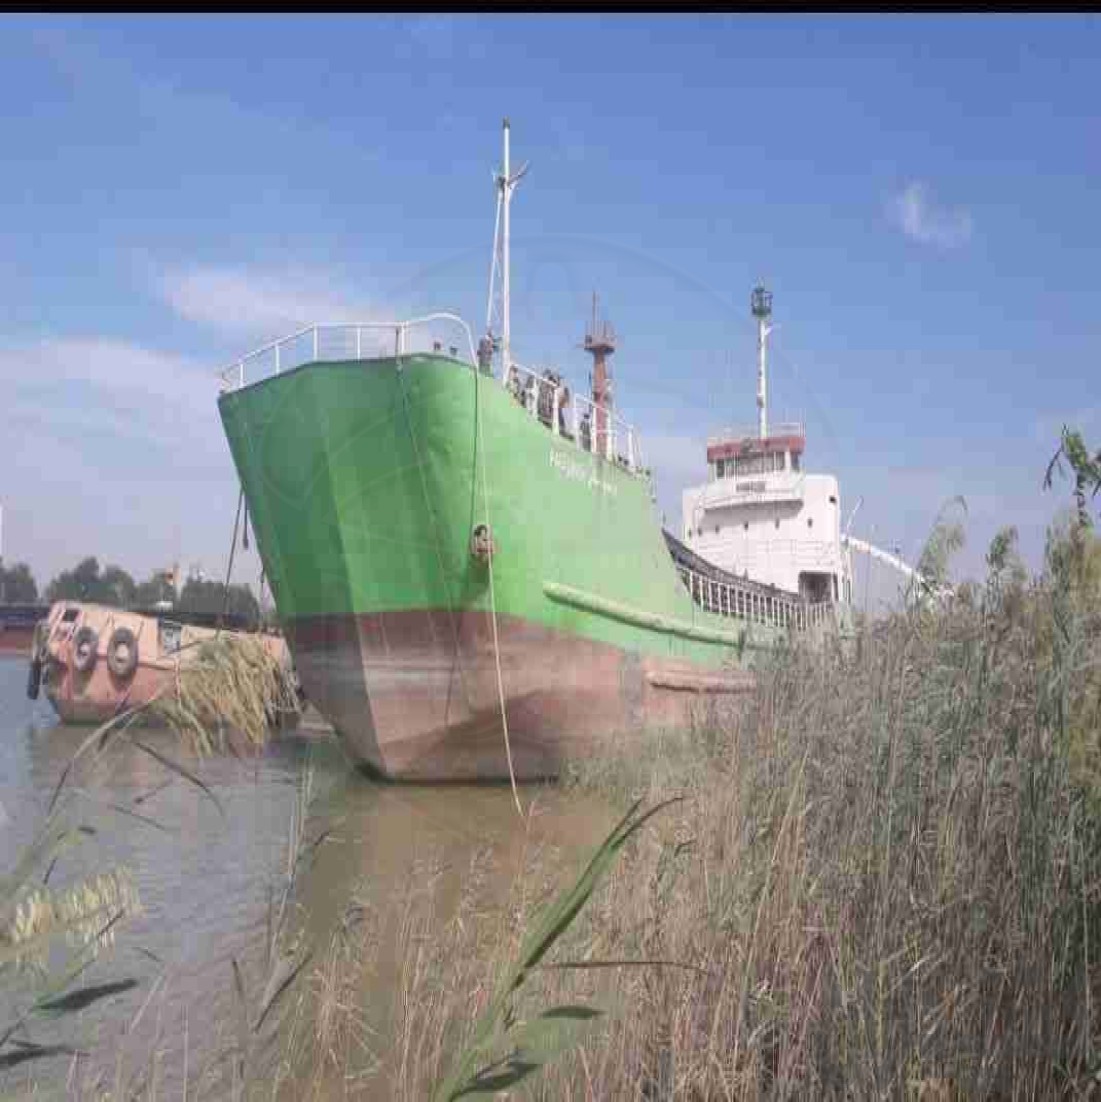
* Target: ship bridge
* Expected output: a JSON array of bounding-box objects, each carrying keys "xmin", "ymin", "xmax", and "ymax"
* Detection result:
[
  {"xmin": 680, "ymin": 285, "xmax": 853, "ymax": 610},
  {"xmin": 702, "ymin": 423, "xmax": 806, "ymax": 507}
]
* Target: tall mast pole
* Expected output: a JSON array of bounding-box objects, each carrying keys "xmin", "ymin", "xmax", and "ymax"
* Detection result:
[
  {"xmin": 751, "ymin": 285, "xmax": 773, "ymax": 439},
  {"xmin": 501, "ymin": 118, "xmax": 511, "ymax": 381},
  {"xmin": 485, "ymin": 119, "xmax": 528, "ymax": 383}
]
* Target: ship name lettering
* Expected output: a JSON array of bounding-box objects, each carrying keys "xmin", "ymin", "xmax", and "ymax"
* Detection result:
[{"xmin": 549, "ymin": 448, "xmax": 618, "ymax": 497}]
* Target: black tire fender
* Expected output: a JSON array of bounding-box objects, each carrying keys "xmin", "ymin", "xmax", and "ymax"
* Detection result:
[
  {"xmin": 72, "ymin": 626, "xmax": 99, "ymax": 674},
  {"xmin": 106, "ymin": 626, "xmax": 139, "ymax": 680}
]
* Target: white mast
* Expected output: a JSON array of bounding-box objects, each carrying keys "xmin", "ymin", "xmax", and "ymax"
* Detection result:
[
  {"xmin": 501, "ymin": 118, "xmax": 512, "ymax": 379},
  {"xmin": 488, "ymin": 118, "xmax": 528, "ymax": 384},
  {"xmin": 751, "ymin": 285, "xmax": 773, "ymax": 439}
]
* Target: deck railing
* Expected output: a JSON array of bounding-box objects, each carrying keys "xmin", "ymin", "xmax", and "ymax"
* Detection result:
[
  {"xmin": 675, "ymin": 562, "xmax": 834, "ymax": 633},
  {"xmin": 707, "ymin": 420, "xmax": 805, "ymax": 446},
  {"xmin": 216, "ymin": 314, "xmax": 479, "ymax": 392},
  {"xmin": 504, "ymin": 361, "xmax": 646, "ymax": 477},
  {"xmin": 215, "ymin": 316, "xmax": 648, "ymax": 480}
]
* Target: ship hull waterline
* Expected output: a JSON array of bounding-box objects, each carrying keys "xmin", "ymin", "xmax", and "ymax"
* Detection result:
[
  {"xmin": 287, "ymin": 607, "xmax": 757, "ymax": 781},
  {"xmin": 219, "ymin": 354, "xmax": 781, "ymax": 782}
]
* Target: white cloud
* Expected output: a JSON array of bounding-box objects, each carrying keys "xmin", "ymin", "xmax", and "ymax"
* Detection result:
[
  {"xmin": 887, "ymin": 181, "xmax": 974, "ymax": 249},
  {"xmin": 155, "ymin": 263, "xmax": 480, "ymax": 364},
  {"xmin": 157, "ymin": 265, "xmax": 383, "ymax": 343},
  {"xmin": 0, "ymin": 336, "xmax": 240, "ymax": 584},
  {"xmin": 1, "ymin": 336, "xmax": 205, "ymax": 408}
]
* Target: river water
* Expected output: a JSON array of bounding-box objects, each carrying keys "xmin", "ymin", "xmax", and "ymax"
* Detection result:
[{"xmin": 0, "ymin": 656, "xmax": 614, "ymax": 1099}]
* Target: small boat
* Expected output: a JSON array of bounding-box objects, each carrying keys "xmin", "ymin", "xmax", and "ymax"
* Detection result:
[{"xmin": 27, "ymin": 600, "xmax": 296, "ymax": 727}]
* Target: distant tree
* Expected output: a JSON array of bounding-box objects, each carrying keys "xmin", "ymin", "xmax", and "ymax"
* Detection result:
[
  {"xmin": 177, "ymin": 579, "xmax": 259, "ymax": 625},
  {"xmin": 134, "ymin": 572, "xmax": 176, "ymax": 608},
  {"xmin": 47, "ymin": 557, "xmax": 103, "ymax": 603},
  {"xmin": 0, "ymin": 562, "xmax": 39, "ymax": 603},
  {"xmin": 46, "ymin": 558, "xmax": 136, "ymax": 607},
  {"xmin": 100, "ymin": 565, "xmax": 137, "ymax": 608}
]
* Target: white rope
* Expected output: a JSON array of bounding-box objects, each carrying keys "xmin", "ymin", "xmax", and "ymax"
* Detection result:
[{"xmin": 475, "ymin": 369, "xmax": 522, "ymax": 816}]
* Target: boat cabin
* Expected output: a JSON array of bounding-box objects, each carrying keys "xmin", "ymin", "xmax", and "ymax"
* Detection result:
[{"xmin": 681, "ymin": 424, "xmax": 852, "ymax": 610}]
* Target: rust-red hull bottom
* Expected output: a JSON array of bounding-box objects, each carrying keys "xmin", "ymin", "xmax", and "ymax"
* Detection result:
[{"xmin": 287, "ymin": 610, "xmax": 754, "ymax": 782}]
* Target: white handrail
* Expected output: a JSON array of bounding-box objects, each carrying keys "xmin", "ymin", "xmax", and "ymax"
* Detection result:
[
  {"xmin": 506, "ymin": 361, "xmax": 646, "ymax": 478},
  {"xmin": 217, "ymin": 313, "xmax": 479, "ymax": 391},
  {"xmin": 674, "ymin": 561, "xmax": 834, "ymax": 633},
  {"xmin": 707, "ymin": 420, "xmax": 805, "ymax": 446}
]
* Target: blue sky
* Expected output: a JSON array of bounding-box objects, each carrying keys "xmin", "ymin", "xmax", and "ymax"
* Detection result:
[{"xmin": 1, "ymin": 15, "xmax": 1098, "ymax": 605}]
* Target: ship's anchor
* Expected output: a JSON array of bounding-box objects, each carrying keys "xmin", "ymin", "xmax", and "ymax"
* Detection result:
[{"xmin": 470, "ymin": 523, "xmax": 496, "ymax": 563}]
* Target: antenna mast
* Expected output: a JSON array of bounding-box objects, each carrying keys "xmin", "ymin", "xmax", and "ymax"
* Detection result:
[
  {"xmin": 486, "ymin": 118, "xmax": 528, "ymax": 383},
  {"xmin": 751, "ymin": 285, "xmax": 773, "ymax": 439},
  {"xmin": 749, "ymin": 284, "xmax": 775, "ymax": 438}
]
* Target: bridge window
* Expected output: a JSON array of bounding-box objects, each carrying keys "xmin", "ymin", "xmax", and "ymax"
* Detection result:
[
  {"xmin": 792, "ymin": 453, "xmax": 801, "ymax": 472},
  {"xmin": 734, "ymin": 452, "xmax": 786, "ymax": 476}
]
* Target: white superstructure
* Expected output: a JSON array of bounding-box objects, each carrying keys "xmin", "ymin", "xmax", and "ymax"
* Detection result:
[{"xmin": 680, "ymin": 287, "xmax": 854, "ymax": 611}]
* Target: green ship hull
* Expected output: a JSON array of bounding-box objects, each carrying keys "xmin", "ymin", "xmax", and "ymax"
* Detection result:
[{"xmin": 218, "ymin": 353, "xmax": 783, "ymax": 779}]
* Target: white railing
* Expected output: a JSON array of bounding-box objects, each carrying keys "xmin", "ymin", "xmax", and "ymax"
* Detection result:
[
  {"xmin": 216, "ymin": 314, "xmax": 479, "ymax": 392},
  {"xmin": 215, "ymin": 317, "xmax": 649, "ymax": 481},
  {"xmin": 707, "ymin": 420, "xmax": 805, "ymax": 446},
  {"xmin": 506, "ymin": 362, "xmax": 646, "ymax": 477},
  {"xmin": 675, "ymin": 563, "xmax": 835, "ymax": 633}
]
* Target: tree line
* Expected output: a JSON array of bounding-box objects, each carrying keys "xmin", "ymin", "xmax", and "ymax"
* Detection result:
[{"xmin": 0, "ymin": 557, "xmax": 261, "ymax": 625}]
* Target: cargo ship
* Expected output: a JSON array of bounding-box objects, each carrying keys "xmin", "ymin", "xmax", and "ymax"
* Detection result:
[{"xmin": 215, "ymin": 120, "xmax": 844, "ymax": 781}]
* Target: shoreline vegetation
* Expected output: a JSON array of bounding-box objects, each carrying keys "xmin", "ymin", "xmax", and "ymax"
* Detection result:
[
  {"xmin": 269, "ymin": 513, "xmax": 1100, "ymax": 1100},
  {"xmin": 3, "ymin": 429, "xmax": 1101, "ymax": 1099}
]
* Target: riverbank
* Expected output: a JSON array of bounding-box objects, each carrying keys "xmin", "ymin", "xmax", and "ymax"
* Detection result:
[
  {"xmin": 260, "ymin": 525, "xmax": 1101, "ymax": 1099},
  {"xmin": 4, "ymin": 524, "xmax": 1099, "ymax": 1099}
]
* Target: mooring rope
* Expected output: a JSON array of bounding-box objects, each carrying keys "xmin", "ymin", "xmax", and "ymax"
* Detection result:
[
  {"xmin": 395, "ymin": 355, "xmax": 519, "ymax": 813},
  {"xmin": 474, "ymin": 364, "xmax": 522, "ymax": 816}
]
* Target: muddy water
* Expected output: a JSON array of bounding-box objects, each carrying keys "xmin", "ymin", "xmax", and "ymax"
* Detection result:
[{"xmin": 0, "ymin": 657, "xmax": 615, "ymax": 1099}]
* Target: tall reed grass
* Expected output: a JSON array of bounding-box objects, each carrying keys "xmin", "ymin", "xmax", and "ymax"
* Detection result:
[{"xmin": 274, "ymin": 520, "xmax": 1101, "ymax": 1099}]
